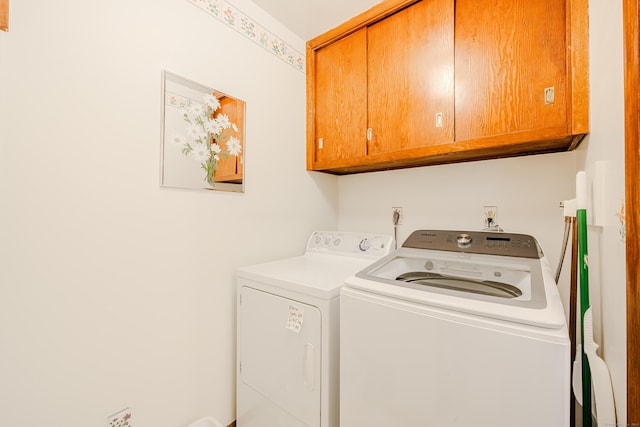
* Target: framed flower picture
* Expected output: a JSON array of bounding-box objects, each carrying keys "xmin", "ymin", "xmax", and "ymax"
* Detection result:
[{"xmin": 160, "ymin": 70, "xmax": 245, "ymax": 192}]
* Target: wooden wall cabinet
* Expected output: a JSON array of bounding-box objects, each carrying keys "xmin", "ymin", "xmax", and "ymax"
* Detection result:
[
  {"xmin": 306, "ymin": 0, "xmax": 589, "ymax": 174},
  {"xmin": 313, "ymin": 28, "xmax": 368, "ymax": 164},
  {"xmin": 367, "ymin": 0, "xmax": 454, "ymax": 155},
  {"xmin": 214, "ymin": 96, "xmax": 245, "ymax": 183}
]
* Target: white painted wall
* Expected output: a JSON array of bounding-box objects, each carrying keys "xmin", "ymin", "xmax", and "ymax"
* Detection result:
[
  {"xmin": 337, "ymin": 151, "xmax": 578, "ymax": 315},
  {"xmin": 0, "ymin": 1, "xmax": 338, "ymax": 426},
  {"xmin": 337, "ymin": 0, "xmax": 627, "ymax": 423},
  {"xmin": 0, "ymin": 0, "xmax": 627, "ymax": 425},
  {"xmin": 578, "ymin": 0, "xmax": 627, "ymax": 422}
]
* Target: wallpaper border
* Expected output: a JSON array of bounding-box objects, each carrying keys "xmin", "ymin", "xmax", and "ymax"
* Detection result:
[{"xmin": 188, "ymin": 0, "xmax": 305, "ymax": 73}]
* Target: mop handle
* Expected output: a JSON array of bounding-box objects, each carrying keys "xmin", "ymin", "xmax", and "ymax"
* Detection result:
[{"xmin": 577, "ymin": 171, "xmax": 592, "ymax": 427}]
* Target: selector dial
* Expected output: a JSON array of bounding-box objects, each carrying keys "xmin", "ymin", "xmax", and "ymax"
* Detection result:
[
  {"xmin": 358, "ymin": 238, "xmax": 371, "ymax": 252},
  {"xmin": 456, "ymin": 233, "xmax": 472, "ymax": 248}
]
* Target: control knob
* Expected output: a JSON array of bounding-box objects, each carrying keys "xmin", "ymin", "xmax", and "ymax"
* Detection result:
[
  {"xmin": 456, "ymin": 233, "xmax": 472, "ymax": 248},
  {"xmin": 359, "ymin": 238, "xmax": 371, "ymax": 252}
]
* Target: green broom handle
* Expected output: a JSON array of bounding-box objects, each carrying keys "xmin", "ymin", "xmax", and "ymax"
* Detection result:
[
  {"xmin": 577, "ymin": 208, "xmax": 592, "ymax": 427},
  {"xmin": 577, "ymin": 171, "xmax": 592, "ymax": 427}
]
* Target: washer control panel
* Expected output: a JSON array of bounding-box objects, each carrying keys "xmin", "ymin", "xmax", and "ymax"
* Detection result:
[
  {"xmin": 402, "ymin": 230, "xmax": 543, "ymax": 259},
  {"xmin": 306, "ymin": 231, "xmax": 393, "ymax": 259}
]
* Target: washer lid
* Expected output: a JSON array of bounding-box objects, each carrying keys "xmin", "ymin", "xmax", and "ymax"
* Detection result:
[
  {"xmin": 356, "ymin": 248, "xmax": 546, "ymax": 309},
  {"xmin": 348, "ymin": 246, "xmax": 568, "ymax": 329}
]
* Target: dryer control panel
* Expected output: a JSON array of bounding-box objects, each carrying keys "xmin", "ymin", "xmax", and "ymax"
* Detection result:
[
  {"xmin": 402, "ymin": 230, "xmax": 543, "ymax": 259},
  {"xmin": 306, "ymin": 231, "xmax": 393, "ymax": 259}
]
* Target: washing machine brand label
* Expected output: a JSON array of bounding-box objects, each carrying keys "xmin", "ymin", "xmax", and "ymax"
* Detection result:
[{"xmin": 286, "ymin": 305, "xmax": 304, "ymax": 333}]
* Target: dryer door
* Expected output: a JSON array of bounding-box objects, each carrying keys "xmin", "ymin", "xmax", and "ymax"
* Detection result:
[{"xmin": 239, "ymin": 286, "xmax": 322, "ymax": 426}]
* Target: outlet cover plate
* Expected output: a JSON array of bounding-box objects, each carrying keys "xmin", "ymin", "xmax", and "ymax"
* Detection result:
[{"xmin": 392, "ymin": 207, "xmax": 403, "ymax": 225}]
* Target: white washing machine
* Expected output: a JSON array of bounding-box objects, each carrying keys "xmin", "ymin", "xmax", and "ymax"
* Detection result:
[
  {"xmin": 340, "ymin": 230, "xmax": 571, "ymax": 427},
  {"xmin": 236, "ymin": 231, "xmax": 393, "ymax": 427}
]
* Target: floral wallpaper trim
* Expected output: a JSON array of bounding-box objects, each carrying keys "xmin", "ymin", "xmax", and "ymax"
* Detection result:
[
  {"xmin": 166, "ymin": 91, "xmax": 202, "ymax": 109},
  {"xmin": 188, "ymin": 0, "xmax": 305, "ymax": 73},
  {"xmin": 108, "ymin": 408, "xmax": 132, "ymax": 427}
]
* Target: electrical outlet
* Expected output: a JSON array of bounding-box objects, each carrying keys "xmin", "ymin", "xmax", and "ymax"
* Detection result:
[
  {"xmin": 392, "ymin": 207, "xmax": 403, "ymax": 225},
  {"xmin": 484, "ymin": 205, "xmax": 497, "ymax": 226},
  {"xmin": 108, "ymin": 408, "xmax": 132, "ymax": 427}
]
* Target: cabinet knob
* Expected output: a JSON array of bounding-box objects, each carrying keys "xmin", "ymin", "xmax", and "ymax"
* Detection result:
[{"xmin": 367, "ymin": 128, "xmax": 373, "ymax": 141}]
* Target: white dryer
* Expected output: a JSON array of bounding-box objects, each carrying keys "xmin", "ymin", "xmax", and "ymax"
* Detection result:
[
  {"xmin": 340, "ymin": 230, "xmax": 570, "ymax": 427},
  {"xmin": 236, "ymin": 231, "xmax": 393, "ymax": 427}
]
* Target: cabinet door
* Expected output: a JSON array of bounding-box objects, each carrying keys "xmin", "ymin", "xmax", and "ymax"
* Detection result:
[
  {"xmin": 367, "ymin": 0, "xmax": 454, "ymax": 155},
  {"xmin": 454, "ymin": 0, "xmax": 567, "ymax": 141},
  {"xmin": 313, "ymin": 29, "xmax": 368, "ymax": 164},
  {"xmin": 214, "ymin": 96, "xmax": 244, "ymax": 183}
]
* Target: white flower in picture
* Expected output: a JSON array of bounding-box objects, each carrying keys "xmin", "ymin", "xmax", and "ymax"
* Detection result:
[
  {"xmin": 171, "ymin": 134, "xmax": 187, "ymax": 147},
  {"xmin": 189, "ymin": 103, "xmax": 206, "ymax": 118},
  {"xmin": 192, "ymin": 143, "xmax": 211, "ymax": 164},
  {"xmin": 211, "ymin": 144, "xmax": 221, "ymax": 161},
  {"xmin": 186, "ymin": 124, "xmax": 206, "ymax": 142},
  {"xmin": 204, "ymin": 94, "xmax": 221, "ymax": 111},
  {"xmin": 172, "ymin": 93, "xmax": 242, "ymax": 187},
  {"xmin": 227, "ymin": 136, "xmax": 241, "ymax": 156},
  {"xmin": 216, "ymin": 113, "xmax": 231, "ymax": 129},
  {"xmin": 205, "ymin": 118, "xmax": 222, "ymax": 135}
]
